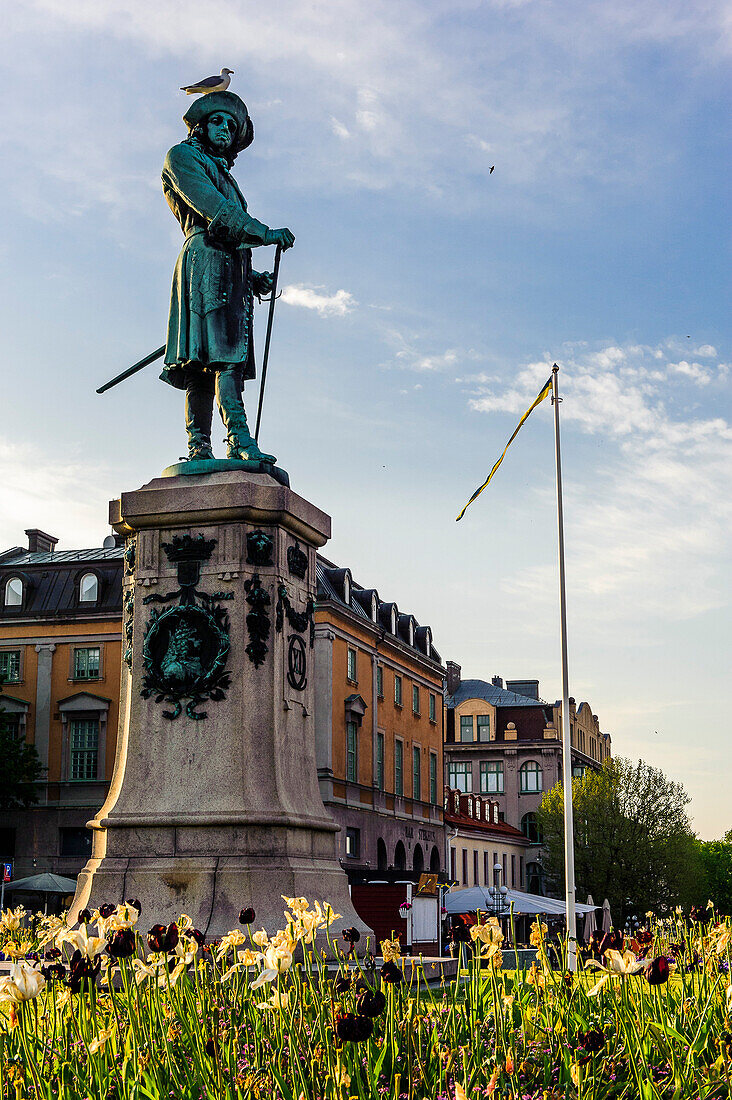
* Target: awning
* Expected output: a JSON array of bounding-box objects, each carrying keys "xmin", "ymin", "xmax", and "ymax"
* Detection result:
[
  {"xmin": 4, "ymin": 873, "xmax": 78, "ymax": 894},
  {"xmin": 444, "ymin": 886, "xmax": 599, "ymax": 917}
]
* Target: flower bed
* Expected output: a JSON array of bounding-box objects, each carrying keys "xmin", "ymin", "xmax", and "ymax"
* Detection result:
[{"xmin": 0, "ymin": 899, "xmax": 730, "ymax": 1098}]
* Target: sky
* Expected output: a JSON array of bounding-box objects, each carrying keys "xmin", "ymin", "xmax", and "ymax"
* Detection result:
[{"xmin": 1, "ymin": 0, "xmax": 730, "ymax": 838}]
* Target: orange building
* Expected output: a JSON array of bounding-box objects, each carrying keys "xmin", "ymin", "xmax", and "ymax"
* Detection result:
[
  {"xmin": 0, "ymin": 530, "xmax": 123, "ymax": 878},
  {"xmin": 315, "ymin": 558, "xmax": 446, "ymax": 882}
]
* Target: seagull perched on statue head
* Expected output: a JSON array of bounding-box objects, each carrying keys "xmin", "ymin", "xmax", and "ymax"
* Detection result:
[{"xmin": 180, "ymin": 68, "xmax": 234, "ymax": 95}]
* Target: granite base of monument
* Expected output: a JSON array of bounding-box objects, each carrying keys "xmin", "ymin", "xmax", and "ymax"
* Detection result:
[{"xmin": 70, "ymin": 465, "xmax": 371, "ymax": 943}]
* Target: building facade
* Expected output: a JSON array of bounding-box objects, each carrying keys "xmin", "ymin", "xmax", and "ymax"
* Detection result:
[
  {"xmin": 0, "ymin": 531, "xmax": 124, "ymax": 879},
  {"xmin": 315, "ymin": 558, "xmax": 446, "ymax": 883},
  {"xmin": 443, "ymin": 662, "xmax": 611, "ymax": 894},
  {"xmin": 0, "ymin": 531, "xmax": 447, "ymax": 888},
  {"xmin": 444, "ymin": 788, "xmax": 529, "ymax": 891}
]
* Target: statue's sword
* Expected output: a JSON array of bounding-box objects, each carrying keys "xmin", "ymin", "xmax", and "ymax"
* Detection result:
[{"xmin": 96, "ymin": 345, "xmax": 166, "ymax": 394}]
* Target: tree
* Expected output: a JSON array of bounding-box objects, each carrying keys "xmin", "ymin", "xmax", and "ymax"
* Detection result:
[
  {"xmin": 0, "ymin": 686, "xmax": 45, "ymax": 810},
  {"xmin": 697, "ymin": 832, "xmax": 732, "ymax": 916},
  {"xmin": 537, "ymin": 757, "xmax": 706, "ymax": 926}
]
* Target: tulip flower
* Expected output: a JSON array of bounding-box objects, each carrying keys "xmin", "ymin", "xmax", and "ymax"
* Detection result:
[
  {"xmin": 342, "ymin": 926, "xmax": 361, "ymax": 943},
  {"xmin": 147, "ymin": 923, "xmax": 179, "ymax": 954},
  {"xmin": 645, "ymin": 955, "xmax": 671, "ymax": 985},
  {"xmin": 61, "ymin": 923, "xmax": 106, "ymax": 962},
  {"xmin": 585, "ymin": 949, "xmax": 646, "ymax": 996},
  {"xmin": 576, "ymin": 1028, "xmax": 605, "ymax": 1053},
  {"xmin": 239, "ymin": 907, "xmax": 255, "ymax": 925},
  {"xmin": 0, "ymin": 962, "xmax": 46, "ymax": 1003},
  {"xmin": 336, "ymin": 1012, "xmax": 373, "ymax": 1042},
  {"xmin": 380, "ymin": 960, "xmax": 403, "ymax": 984},
  {"xmin": 356, "ymin": 988, "xmax": 386, "ymax": 1018},
  {"xmin": 107, "ymin": 928, "xmax": 136, "ymax": 959}
]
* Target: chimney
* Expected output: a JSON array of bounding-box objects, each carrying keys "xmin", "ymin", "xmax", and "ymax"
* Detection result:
[
  {"xmin": 491, "ymin": 675, "xmax": 503, "ymax": 688},
  {"xmin": 446, "ymin": 661, "xmax": 461, "ymax": 695},
  {"xmin": 25, "ymin": 529, "xmax": 58, "ymax": 554},
  {"xmin": 506, "ymin": 679, "xmax": 540, "ymax": 700}
]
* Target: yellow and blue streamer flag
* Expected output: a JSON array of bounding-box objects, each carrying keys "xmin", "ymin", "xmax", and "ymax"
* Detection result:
[{"xmin": 456, "ymin": 376, "xmax": 553, "ymax": 521}]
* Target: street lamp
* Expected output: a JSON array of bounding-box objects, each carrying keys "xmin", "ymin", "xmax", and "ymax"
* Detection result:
[{"xmin": 491, "ymin": 862, "xmax": 508, "ymax": 920}]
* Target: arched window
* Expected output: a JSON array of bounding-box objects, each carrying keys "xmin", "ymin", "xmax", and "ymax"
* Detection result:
[
  {"xmin": 390, "ymin": 607, "xmax": 397, "ymax": 634},
  {"xmin": 519, "ymin": 761, "xmax": 543, "ymax": 793},
  {"xmin": 79, "ymin": 573, "xmax": 98, "ymax": 604},
  {"xmin": 526, "ymin": 861, "xmax": 543, "ymax": 894},
  {"xmin": 413, "ymin": 843, "xmax": 424, "ymax": 874},
  {"xmin": 521, "ymin": 812, "xmax": 543, "ymax": 844},
  {"xmin": 394, "ymin": 840, "xmax": 406, "ymax": 870},
  {"xmin": 4, "ymin": 578, "xmax": 23, "ymax": 607},
  {"xmin": 343, "ymin": 572, "xmax": 351, "ymax": 606},
  {"xmin": 430, "ymin": 845, "xmax": 441, "ymax": 873},
  {"xmin": 377, "ymin": 837, "xmax": 387, "ymax": 872}
]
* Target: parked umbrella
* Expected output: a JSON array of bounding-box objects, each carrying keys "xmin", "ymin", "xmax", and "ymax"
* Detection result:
[
  {"xmin": 3, "ymin": 873, "xmax": 78, "ymax": 915},
  {"xmin": 583, "ymin": 894, "xmax": 597, "ymax": 945},
  {"xmin": 602, "ymin": 898, "xmax": 612, "ymax": 934}
]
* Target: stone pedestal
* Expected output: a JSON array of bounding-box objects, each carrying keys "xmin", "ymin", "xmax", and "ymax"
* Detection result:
[{"xmin": 70, "ymin": 468, "xmax": 371, "ymax": 942}]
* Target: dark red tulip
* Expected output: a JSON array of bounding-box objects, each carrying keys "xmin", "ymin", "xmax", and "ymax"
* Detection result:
[
  {"xmin": 239, "ymin": 908, "xmax": 255, "ymax": 925},
  {"xmin": 44, "ymin": 947, "xmax": 62, "ymax": 960},
  {"xmin": 107, "ymin": 928, "xmax": 136, "ymax": 959},
  {"xmin": 645, "ymin": 956, "xmax": 670, "ymax": 985},
  {"xmin": 99, "ymin": 904, "xmax": 116, "ymax": 918},
  {"xmin": 577, "ymin": 1028, "xmax": 604, "ymax": 1053},
  {"xmin": 380, "ymin": 961, "xmax": 403, "ymax": 984},
  {"xmin": 66, "ymin": 949, "xmax": 101, "ymax": 994},
  {"xmin": 189, "ymin": 928, "xmax": 205, "ymax": 947},
  {"xmin": 356, "ymin": 988, "xmax": 386, "ymax": 1018},
  {"xmin": 636, "ymin": 929, "xmax": 653, "ymax": 945},
  {"xmin": 333, "ymin": 973, "xmax": 351, "ymax": 995},
  {"xmin": 78, "ymin": 908, "xmax": 92, "ymax": 924},
  {"xmin": 336, "ymin": 1013, "xmax": 373, "ymax": 1042},
  {"xmin": 342, "ymin": 927, "xmax": 361, "ymax": 944},
  {"xmin": 147, "ymin": 922, "xmax": 179, "ymax": 953},
  {"xmin": 126, "ymin": 898, "xmax": 142, "ymax": 914},
  {"xmin": 41, "ymin": 962, "xmax": 66, "ymax": 981}
]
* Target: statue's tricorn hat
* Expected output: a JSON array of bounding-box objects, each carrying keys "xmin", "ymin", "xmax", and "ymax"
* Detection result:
[{"xmin": 183, "ymin": 91, "xmax": 254, "ymax": 154}]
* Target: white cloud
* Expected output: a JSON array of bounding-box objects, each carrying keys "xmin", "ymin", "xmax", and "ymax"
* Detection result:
[
  {"xmin": 694, "ymin": 345, "xmax": 718, "ymax": 358},
  {"xmin": 666, "ymin": 359, "xmax": 714, "ymax": 385},
  {"xmin": 280, "ymin": 284, "xmax": 356, "ymax": 316}
]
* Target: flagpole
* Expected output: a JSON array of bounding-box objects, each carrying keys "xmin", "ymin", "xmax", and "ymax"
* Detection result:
[{"xmin": 551, "ymin": 363, "xmax": 577, "ymax": 972}]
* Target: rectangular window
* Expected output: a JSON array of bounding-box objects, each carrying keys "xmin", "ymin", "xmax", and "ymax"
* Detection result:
[
  {"xmin": 429, "ymin": 693, "xmax": 436, "ymax": 722},
  {"xmin": 450, "ymin": 847, "xmax": 456, "ymax": 882},
  {"xmin": 347, "ymin": 647, "xmax": 357, "ymax": 682},
  {"xmin": 70, "ymin": 719, "xmax": 99, "ymax": 780},
  {"xmin": 346, "ymin": 721, "xmax": 358, "ymax": 783},
  {"xmin": 462, "ymin": 849, "xmax": 468, "ymax": 885},
  {"xmin": 412, "ymin": 684, "xmax": 420, "ymax": 714},
  {"xmin": 519, "ymin": 856, "xmax": 524, "ymax": 889},
  {"xmin": 493, "ymin": 852, "xmax": 499, "ymax": 885},
  {"xmin": 376, "ymin": 732, "xmax": 385, "ymax": 791},
  {"xmin": 459, "ymin": 715, "xmax": 474, "ymax": 742},
  {"xmin": 429, "ymin": 753, "xmax": 437, "ymax": 804},
  {"xmin": 3, "ymin": 714, "xmax": 20, "ymax": 739},
  {"xmin": 502, "ymin": 853, "xmax": 508, "ymax": 884},
  {"xmin": 480, "ymin": 760, "xmax": 504, "ymax": 794},
  {"xmin": 394, "ymin": 675, "xmax": 403, "ymax": 707},
  {"xmin": 484, "ymin": 851, "xmax": 490, "ymax": 887},
  {"xmin": 60, "ymin": 827, "xmax": 93, "ymax": 859},
  {"xmin": 447, "ymin": 761, "xmax": 472, "ymax": 793},
  {"xmin": 376, "ymin": 665, "xmax": 384, "ymax": 698},
  {"xmin": 0, "ymin": 650, "xmax": 21, "ymax": 684},
  {"xmin": 413, "ymin": 746, "xmax": 421, "ymax": 800},
  {"xmin": 473, "ymin": 850, "xmax": 479, "ymax": 887},
  {"xmin": 345, "ymin": 828, "xmax": 360, "ymax": 858},
  {"xmin": 394, "ymin": 740, "xmax": 403, "ymax": 795},
  {"xmin": 73, "ymin": 647, "xmax": 100, "ymax": 680},
  {"xmin": 477, "ymin": 715, "xmax": 491, "ymax": 741}
]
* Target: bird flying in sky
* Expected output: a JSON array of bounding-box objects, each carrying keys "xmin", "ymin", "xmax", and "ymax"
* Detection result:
[{"xmin": 180, "ymin": 68, "xmax": 234, "ymax": 95}]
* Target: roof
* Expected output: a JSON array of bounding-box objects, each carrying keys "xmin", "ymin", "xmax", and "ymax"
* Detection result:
[
  {"xmin": 444, "ymin": 806, "xmax": 529, "ymax": 841},
  {"xmin": 0, "ymin": 547, "xmax": 124, "ymax": 566},
  {"xmin": 0, "ymin": 546, "xmax": 124, "ymax": 619},
  {"xmin": 316, "ymin": 555, "xmax": 442, "ymax": 666},
  {"xmin": 447, "ymin": 678, "xmax": 547, "ymax": 709}
]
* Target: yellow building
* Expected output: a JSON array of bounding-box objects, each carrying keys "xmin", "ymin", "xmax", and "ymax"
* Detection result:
[
  {"xmin": 315, "ymin": 558, "xmax": 446, "ymax": 880},
  {"xmin": 0, "ymin": 530, "xmax": 123, "ymax": 878}
]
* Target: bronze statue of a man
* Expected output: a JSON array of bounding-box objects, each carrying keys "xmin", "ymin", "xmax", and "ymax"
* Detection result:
[{"xmin": 161, "ymin": 91, "xmax": 294, "ymax": 463}]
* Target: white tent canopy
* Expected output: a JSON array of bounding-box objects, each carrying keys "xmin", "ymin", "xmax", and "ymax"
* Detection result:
[{"xmin": 444, "ymin": 886, "xmax": 599, "ymax": 917}]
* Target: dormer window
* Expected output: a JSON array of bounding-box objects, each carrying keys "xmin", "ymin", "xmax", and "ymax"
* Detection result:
[
  {"xmin": 408, "ymin": 619, "xmax": 414, "ymax": 646},
  {"xmin": 371, "ymin": 593, "xmax": 377, "ymax": 621},
  {"xmin": 4, "ymin": 578, "xmax": 23, "ymax": 607},
  {"xmin": 343, "ymin": 572, "xmax": 351, "ymax": 606},
  {"xmin": 390, "ymin": 606, "xmax": 397, "ymax": 634},
  {"xmin": 79, "ymin": 573, "xmax": 99, "ymax": 604}
]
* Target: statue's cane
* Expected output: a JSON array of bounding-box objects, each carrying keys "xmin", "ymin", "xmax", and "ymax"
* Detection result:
[{"xmin": 254, "ymin": 244, "xmax": 283, "ymax": 442}]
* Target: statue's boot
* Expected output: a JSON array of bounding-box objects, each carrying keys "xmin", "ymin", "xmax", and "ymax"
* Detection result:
[
  {"xmin": 184, "ymin": 375, "xmax": 215, "ymax": 460},
  {"xmin": 216, "ymin": 370, "xmax": 276, "ymax": 465}
]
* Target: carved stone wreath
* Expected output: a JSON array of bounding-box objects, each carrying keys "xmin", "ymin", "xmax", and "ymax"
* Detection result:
[{"xmin": 141, "ymin": 601, "xmax": 231, "ymax": 721}]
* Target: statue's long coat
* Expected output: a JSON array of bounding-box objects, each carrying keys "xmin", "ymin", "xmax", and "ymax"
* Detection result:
[{"xmin": 161, "ymin": 140, "xmax": 269, "ymax": 390}]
